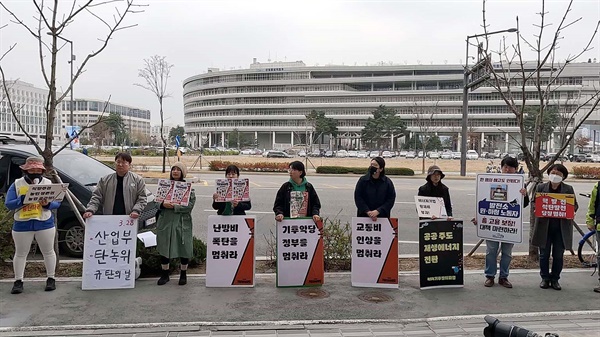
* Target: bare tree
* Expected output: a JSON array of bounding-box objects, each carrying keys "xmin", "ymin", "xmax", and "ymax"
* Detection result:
[
  {"xmin": 134, "ymin": 55, "xmax": 173, "ymax": 173},
  {"xmin": 477, "ymin": 0, "xmax": 600, "ymax": 257},
  {"xmin": 412, "ymin": 102, "xmax": 442, "ymax": 174},
  {"xmin": 0, "ymin": 0, "xmax": 144, "ymax": 259}
]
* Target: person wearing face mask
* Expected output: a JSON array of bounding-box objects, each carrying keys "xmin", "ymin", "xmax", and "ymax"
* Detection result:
[
  {"xmin": 4, "ymin": 156, "xmax": 61, "ymax": 294},
  {"xmin": 417, "ymin": 165, "xmax": 452, "ymax": 220},
  {"xmin": 273, "ymin": 161, "xmax": 321, "ymax": 223},
  {"xmin": 354, "ymin": 156, "xmax": 396, "ymax": 221},
  {"xmin": 212, "ymin": 165, "xmax": 251, "ymax": 215},
  {"xmin": 156, "ymin": 163, "xmax": 196, "ymax": 286},
  {"xmin": 531, "ymin": 163, "xmax": 578, "ymax": 291}
]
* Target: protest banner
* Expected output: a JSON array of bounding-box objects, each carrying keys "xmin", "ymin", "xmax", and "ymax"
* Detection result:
[
  {"xmin": 475, "ymin": 174, "xmax": 525, "ymax": 244},
  {"xmin": 276, "ymin": 218, "xmax": 324, "ymax": 287},
  {"xmin": 351, "ymin": 217, "xmax": 398, "ymax": 288},
  {"xmin": 534, "ymin": 193, "xmax": 576, "ymax": 219},
  {"xmin": 82, "ymin": 215, "xmax": 137, "ymax": 290},
  {"xmin": 155, "ymin": 179, "xmax": 192, "ymax": 206},
  {"xmin": 23, "ymin": 183, "xmax": 68, "ymax": 204},
  {"xmin": 206, "ymin": 215, "xmax": 255, "ymax": 287},
  {"xmin": 414, "ymin": 196, "xmax": 448, "ymax": 218},
  {"xmin": 419, "ymin": 219, "xmax": 464, "ymax": 289}
]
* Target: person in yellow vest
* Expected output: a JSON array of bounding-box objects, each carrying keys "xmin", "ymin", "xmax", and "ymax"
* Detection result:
[{"xmin": 4, "ymin": 156, "xmax": 62, "ymax": 294}]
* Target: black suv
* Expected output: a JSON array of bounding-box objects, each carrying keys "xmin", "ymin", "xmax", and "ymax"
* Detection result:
[{"xmin": 0, "ymin": 144, "xmax": 158, "ymax": 257}]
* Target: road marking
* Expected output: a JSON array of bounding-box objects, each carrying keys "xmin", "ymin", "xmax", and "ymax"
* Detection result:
[
  {"xmin": 395, "ymin": 201, "xmax": 415, "ymax": 204},
  {"xmin": 249, "ymin": 181, "xmax": 262, "ymax": 187},
  {"xmin": 323, "ymin": 184, "xmax": 339, "ymax": 189}
]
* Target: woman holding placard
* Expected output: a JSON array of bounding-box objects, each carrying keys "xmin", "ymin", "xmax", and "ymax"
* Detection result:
[
  {"xmin": 273, "ymin": 161, "xmax": 321, "ymax": 223},
  {"xmin": 156, "ymin": 162, "xmax": 196, "ymax": 286},
  {"xmin": 354, "ymin": 157, "xmax": 396, "ymax": 221},
  {"xmin": 212, "ymin": 165, "xmax": 252, "ymax": 215},
  {"xmin": 5, "ymin": 156, "xmax": 61, "ymax": 294},
  {"xmin": 417, "ymin": 165, "xmax": 453, "ymax": 219}
]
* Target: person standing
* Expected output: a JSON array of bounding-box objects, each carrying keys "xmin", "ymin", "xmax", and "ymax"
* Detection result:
[
  {"xmin": 473, "ymin": 157, "xmax": 528, "ymax": 288},
  {"xmin": 532, "ymin": 163, "xmax": 578, "ymax": 291},
  {"xmin": 212, "ymin": 165, "xmax": 251, "ymax": 215},
  {"xmin": 156, "ymin": 163, "xmax": 196, "ymax": 286},
  {"xmin": 5, "ymin": 156, "xmax": 61, "ymax": 294},
  {"xmin": 418, "ymin": 165, "xmax": 452, "ymax": 219},
  {"xmin": 584, "ymin": 180, "xmax": 599, "ymax": 293},
  {"xmin": 354, "ymin": 157, "xmax": 396, "ymax": 221},
  {"xmin": 273, "ymin": 161, "xmax": 321, "ymax": 223},
  {"xmin": 83, "ymin": 152, "xmax": 147, "ymax": 219}
]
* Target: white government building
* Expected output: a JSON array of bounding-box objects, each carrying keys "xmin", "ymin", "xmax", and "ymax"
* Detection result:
[
  {"xmin": 0, "ymin": 80, "xmax": 63, "ymax": 143},
  {"xmin": 183, "ymin": 59, "xmax": 600, "ymax": 152}
]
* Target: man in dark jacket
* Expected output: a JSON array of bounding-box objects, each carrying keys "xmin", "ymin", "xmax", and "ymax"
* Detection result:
[
  {"xmin": 354, "ymin": 156, "xmax": 396, "ymax": 221},
  {"xmin": 418, "ymin": 165, "xmax": 452, "ymax": 218}
]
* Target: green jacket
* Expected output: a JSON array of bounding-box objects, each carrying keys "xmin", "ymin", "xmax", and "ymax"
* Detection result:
[
  {"xmin": 156, "ymin": 190, "xmax": 196, "ymax": 259},
  {"xmin": 586, "ymin": 182, "xmax": 599, "ymax": 230}
]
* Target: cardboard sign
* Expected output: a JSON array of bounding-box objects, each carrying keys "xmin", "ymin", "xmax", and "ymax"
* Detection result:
[
  {"xmin": 276, "ymin": 218, "xmax": 324, "ymax": 287},
  {"xmin": 23, "ymin": 183, "xmax": 68, "ymax": 204},
  {"xmin": 155, "ymin": 179, "xmax": 192, "ymax": 206},
  {"xmin": 214, "ymin": 179, "xmax": 250, "ymax": 202},
  {"xmin": 475, "ymin": 174, "xmax": 525, "ymax": 244},
  {"xmin": 206, "ymin": 215, "xmax": 255, "ymax": 287},
  {"xmin": 534, "ymin": 193, "xmax": 575, "ymax": 219},
  {"xmin": 419, "ymin": 220, "xmax": 464, "ymax": 289},
  {"xmin": 82, "ymin": 215, "xmax": 137, "ymax": 290},
  {"xmin": 351, "ymin": 217, "xmax": 398, "ymax": 288},
  {"xmin": 414, "ymin": 196, "xmax": 448, "ymax": 218}
]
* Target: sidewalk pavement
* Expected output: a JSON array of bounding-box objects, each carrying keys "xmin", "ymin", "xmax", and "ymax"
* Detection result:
[{"xmin": 1, "ymin": 270, "xmax": 599, "ymax": 337}]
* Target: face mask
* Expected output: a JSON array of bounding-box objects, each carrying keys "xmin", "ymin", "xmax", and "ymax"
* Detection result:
[
  {"xmin": 548, "ymin": 174, "xmax": 563, "ymax": 184},
  {"xmin": 369, "ymin": 166, "xmax": 378, "ymax": 175},
  {"xmin": 25, "ymin": 173, "xmax": 43, "ymax": 184}
]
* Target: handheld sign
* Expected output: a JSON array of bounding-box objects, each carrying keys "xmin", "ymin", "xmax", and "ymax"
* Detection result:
[
  {"xmin": 414, "ymin": 196, "xmax": 447, "ymax": 218},
  {"xmin": 155, "ymin": 179, "xmax": 192, "ymax": 206},
  {"xmin": 351, "ymin": 217, "xmax": 398, "ymax": 288},
  {"xmin": 214, "ymin": 178, "xmax": 250, "ymax": 202},
  {"xmin": 206, "ymin": 215, "xmax": 255, "ymax": 287},
  {"xmin": 419, "ymin": 219, "xmax": 464, "ymax": 289},
  {"xmin": 276, "ymin": 218, "xmax": 324, "ymax": 287},
  {"xmin": 475, "ymin": 174, "xmax": 525, "ymax": 244},
  {"xmin": 82, "ymin": 215, "xmax": 137, "ymax": 290},
  {"xmin": 534, "ymin": 193, "xmax": 575, "ymax": 219},
  {"xmin": 23, "ymin": 183, "xmax": 68, "ymax": 204}
]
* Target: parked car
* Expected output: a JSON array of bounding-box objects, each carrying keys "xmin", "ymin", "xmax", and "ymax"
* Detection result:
[
  {"xmin": 417, "ymin": 151, "xmax": 425, "ymax": 158},
  {"xmin": 452, "ymin": 152, "xmax": 461, "ymax": 159},
  {"xmin": 336, "ymin": 150, "xmax": 348, "ymax": 158},
  {"xmin": 357, "ymin": 151, "xmax": 369, "ymax": 158},
  {"xmin": 544, "ymin": 152, "xmax": 568, "ymax": 162},
  {"xmin": 267, "ymin": 150, "xmax": 290, "ymax": 158},
  {"xmin": 440, "ymin": 151, "xmax": 453, "ymax": 160},
  {"xmin": 571, "ymin": 153, "xmax": 587, "ymax": 162},
  {"xmin": 324, "ymin": 150, "xmax": 334, "ymax": 157},
  {"xmin": 428, "ymin": 151, "xmax": 440, "ymax": 159},
  {"xmin": 347, "ymin": 150, "xmax": 358, "ymax": 158},
  {"xmin": 240, "ymin": 149, "xmax": 253, "ymax": 155},
  {"xmin": 399, "ymin": 150, "xmax": 408, "ymax": 157},
  {"xmin": 405, "ymin": 151, "xmax": 416, "ymax": 159},
  {"xmin": 0, "ymin": 144, "xmax": 159, "ymax": 257},
  {"xmin": 466, "ymin": 150, "xmax": 479, "ymax": 160},
  {"xmin": 381, "ymin": 151, "xmax": 393, "ymax": 158},
  {"xmin": 585, "ymin": 153, "xmax": 600, "ymax": 163},
  {"xmin": 369, "ymin": 151, "xmax": 379, "ymax": 158}
]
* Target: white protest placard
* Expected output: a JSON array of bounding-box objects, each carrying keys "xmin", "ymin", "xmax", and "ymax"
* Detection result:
[
  {"xmin": 206, "ymin": 215, "xmax": 255, "ymax": 287},
  {"xmin": 214, "ymin": 179, "xmax": 250, "ymax": 202},
  {"xmin": 276, "ymin": 218, "xmax": 324, "ymax": 287},
  {"xmin": 154, "ymin": 179, "xmax": 192, "ymax": 206},
  {"xmin": 82, "ymin": 215, "xmax": 137, "ymax": 290},
  {"xmin": 475, "ymin": 173, "xmax": 525, "ymax": 244},
  {"xmin": 23, "ymin": 183, "xmax": 68, "ymax": 204},
  {"xmin": 414, "ymin": 196, "xmax": 448, "ymax": 218},
  {"xmin": 351, "ymin": 217, "xmax": 398, "ymax": 288}
]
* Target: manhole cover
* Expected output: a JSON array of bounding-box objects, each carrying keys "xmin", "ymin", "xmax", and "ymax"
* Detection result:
[
  {"xmin": 296, "ymin": 288, "xmax": 329, "ymax": 299},
  {"xmin": 358, "ymin": 291, "xmax": 393, "ymax": 303}
]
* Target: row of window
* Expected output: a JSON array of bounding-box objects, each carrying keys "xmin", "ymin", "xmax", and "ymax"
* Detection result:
[{"xmin": 61, "ymin": 101, "xmax": 151, "ymax": 120}]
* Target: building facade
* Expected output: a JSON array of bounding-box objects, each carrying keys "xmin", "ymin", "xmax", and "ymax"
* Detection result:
[
  {"xmin": 61, "ymin": 99, "xmax": 151, "ymax": 145},
  {"xmin": 150, "ymin": 124, "xmax": 174, "ymax": 144},
  {"xmin": 0, "ymin": 80, "xmax": 62, "ymax": 143},
  {"xmin": 183, "ymin": 60, "xmax": 600, "ymax": 152}
]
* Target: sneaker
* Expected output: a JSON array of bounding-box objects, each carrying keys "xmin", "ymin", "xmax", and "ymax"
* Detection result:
[
  {"xmin": 484, "ymin": 277, "xmax": 494, "ymax": 287},
  {"xmin": 594, "ymin": 285, "xmax": 600, "ymax": 293},
  {"xmin": 11, "ymin": 280, "xmax": 23, "ymax": 294},
  {"xmin": 498, "ymin": 278, "xmax": 513, "ymax": 288},
  {"xmin": 45, "ymin": 278, "xmax": 56, "ymax": 291}
]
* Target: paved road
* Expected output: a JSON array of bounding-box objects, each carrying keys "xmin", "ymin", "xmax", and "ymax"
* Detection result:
[{"xmin": 146, "ymin": 173, "xmax": 595, "ymax": 257}]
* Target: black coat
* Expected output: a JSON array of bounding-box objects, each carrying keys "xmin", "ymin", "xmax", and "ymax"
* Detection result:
[
  {"xmin": 273, "ymin": 181, "xmax": 321, "ymax": 217},
  {"xmin": 354, "ymin": 174, "xmax": 396, "ymax": 218},
  {"xmin": 418, "ymin": 181, "xmax": 453, "ymax": 216},
  {"xmin": 212, "ymin": 200, "xmax": 252, "ymax": 215}
]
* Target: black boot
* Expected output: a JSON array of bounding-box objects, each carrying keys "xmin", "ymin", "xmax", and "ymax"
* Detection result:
[
  {"xmin": 45, "ymin": 278, "xmax": 56, "ymax": 291},
  {"xmin": 157, "ymin": 269, "xmax": 170, "ymax": 285},
  {"xmin": 178, "ymin": 270, "xmax": 187, "ymax": 285}
]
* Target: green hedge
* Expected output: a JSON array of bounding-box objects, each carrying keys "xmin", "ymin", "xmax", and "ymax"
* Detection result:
[
  {"xmin": 0, "ymin": 202, "xmax": 14, "ymax": 265},
  {"xmin": 316, "ymin": 166, "xmax": 414, "ymax": 176}
]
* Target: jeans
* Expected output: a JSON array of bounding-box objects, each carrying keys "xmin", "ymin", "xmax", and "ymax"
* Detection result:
[
  {"xmin": 485, "ymin": 240, "xmax": 513, "ymax": 279},
  {"xmin": 539, "ymin": 226, "xmax": 565, "ymax": 281}
]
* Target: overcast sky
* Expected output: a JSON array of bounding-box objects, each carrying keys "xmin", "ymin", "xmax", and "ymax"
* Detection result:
[{"xmin": 1, "ymin": 0, "xmax": 599, "ymax": 127}]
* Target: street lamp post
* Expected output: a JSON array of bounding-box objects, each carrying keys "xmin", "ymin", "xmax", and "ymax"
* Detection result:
[
  {"xmin": 460, "ymin": 28, "xmax": 517, "ymax": 176},
  {"xmin": 51, "ymin": 34, "xmax": 75, "ymax": 130}
]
